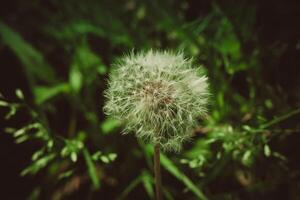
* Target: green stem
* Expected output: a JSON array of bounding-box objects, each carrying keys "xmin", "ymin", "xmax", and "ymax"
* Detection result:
[
  {"xmin": 260, "ymin": 107, "xmax": 300, "ymax": 129},
  {"xmin": 154, "ymin": 143, "xmax": 163, "ymax": 200}
]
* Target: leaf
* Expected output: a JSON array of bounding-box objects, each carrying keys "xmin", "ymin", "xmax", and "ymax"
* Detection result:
[
  {"xmin": 58, "ymin": 170, "xmax": 74, "ymax": 180},
  {"xmin": 264, "ymin": 144, "xmax": 271, "ymax": 157},
  {"xmin": 15, "ymin": 134, "xmax": 30, "ymax": 143},
  {"xmin": 117, "ymin": 175, "xmax": 142, "ymax": 200},
  {"xmin": 160, "ymin": 154, "xmax": 208, "ymax": 200},
  {"xmin": 69, "ymin": 67, "xmax": 82, "ymax": 93},
  {"xmin": 72, "ymin": 42, "xmax": 106, "ymax": 72},
  {"xmin": 83, "ymin": 148, "xmax": 100, "ymax": 189},
  {"xmin": 100, "ymin": 156, "xmax": 110, "ymax": 164},
  {"xmin": 32, "ymin": 148, "xmax": 45, "ymax": 161},
  {"xmin": 47, "ymin": 21, "xmax": 106, "ymax": 40},
  {"xmin": 60, "ymin": 146, "xmax": 69, "ymax": 157},
  {"xmin": 47, "ymin": 140, "xmax": 54, "ymax": 150},
  {"xmin": 273, "ymin": 152, "xmax": 287, "ymax": 161},
  {"xmin": 0, "ymin": 21, "xmax": 56, "ymax": 83},
  {"xmin": 21, "ymin": 153, "xmax": 56, "ymax": 176},
  {"xmin": 13, "ymin": 127, "xmax": 27, "ymax": 137},
  {"xmin": 13, "ymin": 123, "xmax": 41, "ymax": 138},
  {"xmin": 163, "ymin": 187, "xmax": 175, "ymax": 200},
  {"xmin": 97, "ymin": 64, "xmax": 107, "ymax": 75},
  {"xmin": 15, "ymin": 89, "xmax": 24, "ymax": 100},
  {"xmin": 141, "ymin": 170, "xmax": 154, "ymax": 199},
  {"xmin": 92, "ymin": 151, "xmax": 102, "ymax": 161},
  {"xmin": 27, "ymin": 187, "xmax": 41, "ymax": 200},
  {"xmin": 5, "ymin": 105, "xmax": 17, "ymax": 119},
  {"xmin": 4, "ymin": 127, "xmax": 16, "ymax": 134},
  {"xmin": 100, "ymin": 118, "xmax": 120, "ymax": 134},
  {"xmin": 34, "ymin": 83, "xmax": 69, "ymax": 104},
  {"xmin": 242, "ymin": 150, "xmax": 252, "ymax": 167},
  {"xmin": 70, "ymin": 152, "xmax": 77, "ymax": 162},
  {"xmin": 0, "ymin": 100, "xmax": 9, "ymax": 107},
  {"xmin": 108, "ymin": 153, "xmax": 117, "ymax": 161}
]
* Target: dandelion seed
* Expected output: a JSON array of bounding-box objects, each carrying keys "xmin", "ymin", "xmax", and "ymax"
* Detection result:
[{"xmin": 104, "ymin": 50, "xmax": 209, "ymax": 152}]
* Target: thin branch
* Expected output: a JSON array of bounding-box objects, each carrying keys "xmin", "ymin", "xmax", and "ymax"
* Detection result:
[{"xmin": 261, "ymin": 107, "xmax": 300, "ymax": 129}]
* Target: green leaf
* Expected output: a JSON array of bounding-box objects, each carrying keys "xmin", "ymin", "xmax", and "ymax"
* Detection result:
[
  {"xmin": 160, "ymin": 154, "xmax": 208, "ymax": 200},
  {"xmin": 13, "ymin": 127, "xmax": 27, "ymax": 137},
  {"xmin": 0, "ymin": 100, "xmax": 9, "ymax": 107},
  {"xmin": 100, "ymin": 156, "xmax": 110, "ymax": 164},
  {"xmin": 163, "ymin": 188, "xmax": 174, "ymax": 200},
  {"xmin": 4, "ymin": 127, "xmax": 16, "ymax": 134},
  {"xmin": 31, "ymin": 148, "xmax": 45, "ymax": 161},
  {"xmin": 141, "ymin": 170, "xmax": 154, "ymax": 199},
  {"xmin": 117, "ymin": 175, "xmax": 142, "ymax": 200},
  {"xmin": 92, "ymin": 151, "xmax": 102, "ymax": 161},
  {"xmin": 71, "ymin": 152, "xmax": 78, "ymax": 162},
  {"xmin": 13, "ymin": 123, "xmax": 42, "ymax": 138},
  {"xmin": 100, "ymin": 118, "xmax": 120, "ymax": 134},
  {"xmin": 97, "ymin": 64, "xmax": 107, "ymax": 75},
  {"xmin": 34, "ymin": 83, "xmax": 69, "ymax": 104},
  {"xmin": 5, "ymin": 105, "xmax": 17, "ymax": 119},
  {"xmin": 48, "ymin": 21, "xmax": 106, "ymax": 40},
  {"xmin": 27, "ymin": 187, "xmax": 41, "ymax": 200},
  {"xmin": 264, "ymin": 144, "xmax": 271, "ymax": 157},
  {"xmin": 15, "ymin": 89, "xmax": 24, "ymax": 100},
  {"xmin": 264, "ymin": 99, "xmax": 273, "ymax": 109},
  {"xmin": 108, "ymin": 153, "xmax": 117, "ymax": 161},
  {"xmin": 73, "ymin": 42, "xmax": 105, "ymax": 72},
  {"xmin": 242, "ymin": 150, "xmax": 252, "ymax": 167},
  {"xmin": 47, "ymin": 140, "xmax": 54, "ymax": 150},
  {"xmin": 273, "ymin": 152, "xmax": 286, "ymax": 161},
  {"xmin": 0, "ymin": 21, "xmax": 56, "ymax": 83},
  {"xmin": 69, "ymin": 67, "xmax": 82, "ymax": 93},
  {"xmin": 60, "ymin": 146, "xmax": 69, "ymax": 157},
  {"xmin": 21, "ymin": 153, "xmax": 56, "ymax": 176},
  {"xmin": 58, "ymin": 170, "xmax": 74, "ymax": 180},
  {"xmin": 15, "ymin": 134, "xmax": 30, "ymax": 143},
  {"xmin": 83, "ymin": 148, "xmax": 100, "ymax": 189}
]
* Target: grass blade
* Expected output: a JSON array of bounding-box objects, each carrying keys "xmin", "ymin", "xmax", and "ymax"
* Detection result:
[
  {"xmin": 83, "ymin": 148, "xmax": 100, "ymax": 189},
  {"xmin": 117, "ymin": 175, "xmax": 142, "ymax": 200},
  {"xmin": 160, "ymin": 154, "xmax": 208, "ymax": 200},
  {"xmin": 0, "ymin": 21, "xmax": 56, "ymax": 84}
]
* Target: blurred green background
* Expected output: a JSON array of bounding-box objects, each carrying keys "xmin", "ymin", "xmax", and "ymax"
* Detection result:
[{"xmin": 0, "ymin": 0, "xmax": 300, "ymax": 199}]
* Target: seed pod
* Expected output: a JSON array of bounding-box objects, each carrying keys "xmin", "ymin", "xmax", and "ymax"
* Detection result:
[{"xmin": 104, "ymin": 50, "xmax": 209, "ymax": 152}]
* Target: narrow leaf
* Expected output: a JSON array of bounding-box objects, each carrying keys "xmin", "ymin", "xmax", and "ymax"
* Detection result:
[
  {"xmin": 141, "ymin": 170, "xmax": 154, "ymax": 199},
  {"xmin": 83, "ymin": 148, "xmax": 100, "ymax": 189},
  {"xmin": 0, "ymin": 21, "xmax": 56, "ymax": 83},
  {"xmin": 15, "ymin": 89, "xmax": 24, "ymax": 100},
  {"xmin": 117, "ymin": 176, "xmax": 142, "ymax": 200},
  {"xmin": 160, "ymin": 154, "xmax": 208, "ymax": 200},
  {"xmin": 34, "ymin": 83, "xmax": 69, "ymax": 104}
]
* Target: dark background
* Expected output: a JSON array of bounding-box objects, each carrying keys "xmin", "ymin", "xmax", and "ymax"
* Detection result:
[{"xmin": 1, "ymin": 0, "xmax": 300, "ymax": 199}]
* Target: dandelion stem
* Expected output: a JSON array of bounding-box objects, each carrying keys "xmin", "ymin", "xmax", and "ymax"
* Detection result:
[{"xmin": 154, "ymin": 143, "xmax": 163, "ymax": 200}]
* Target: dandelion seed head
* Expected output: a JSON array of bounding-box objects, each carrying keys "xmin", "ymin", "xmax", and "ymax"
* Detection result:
[{"xmin": 104, "ymin": 50, "xmax": 209, "ymax": 152}]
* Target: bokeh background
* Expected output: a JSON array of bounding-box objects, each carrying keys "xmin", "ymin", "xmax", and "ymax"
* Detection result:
[{"xmin": 0, "ymin": 0, "xmax": 300, "ymax": 199}]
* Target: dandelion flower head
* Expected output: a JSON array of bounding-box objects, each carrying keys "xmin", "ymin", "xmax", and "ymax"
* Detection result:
[{"xmin": 104, "ymin": 50, "xmax": 209, "ymax": 152}]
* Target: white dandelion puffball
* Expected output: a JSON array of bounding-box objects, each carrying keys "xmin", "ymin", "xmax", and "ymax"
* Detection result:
[{"xmin": 104, "ymin": 50, "xmax": 209, "ymax": 152}]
